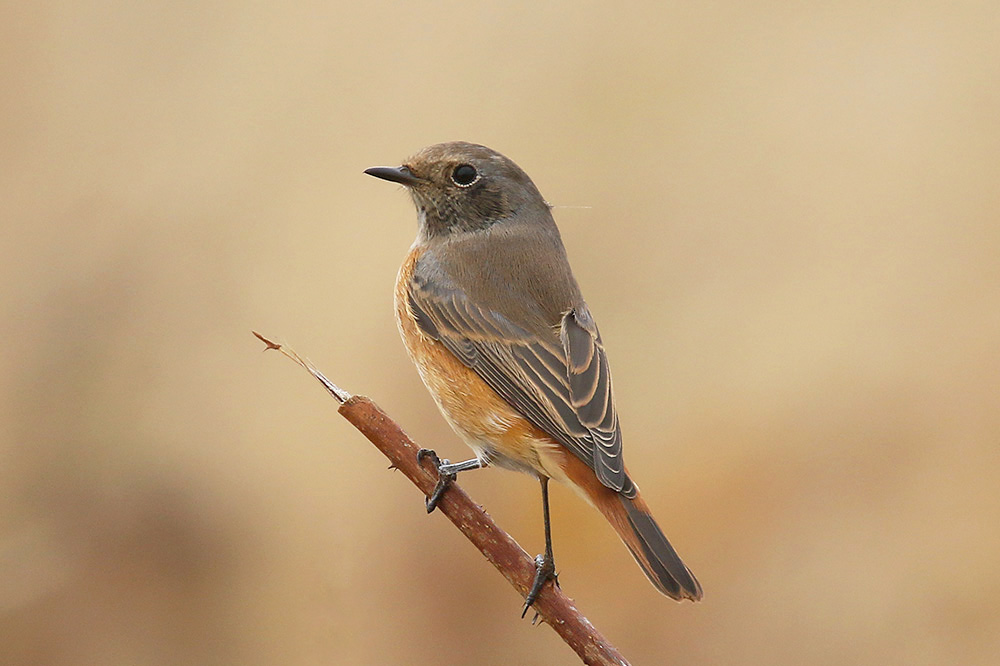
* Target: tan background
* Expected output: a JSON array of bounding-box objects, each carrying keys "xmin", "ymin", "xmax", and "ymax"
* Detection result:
[{"xmin": 2, "ymin": 2, "xmax": 998, "ymax": 664}]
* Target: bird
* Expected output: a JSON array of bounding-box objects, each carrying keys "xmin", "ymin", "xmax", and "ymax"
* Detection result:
[{"xmin": 365, "ymin": 141, "xmax": 702, "ymax": 613}]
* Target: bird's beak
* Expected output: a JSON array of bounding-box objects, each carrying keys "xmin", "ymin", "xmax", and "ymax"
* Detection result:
[{"xmin": 364, "ymin": 165, "xmax": 422, "ymax": 186}]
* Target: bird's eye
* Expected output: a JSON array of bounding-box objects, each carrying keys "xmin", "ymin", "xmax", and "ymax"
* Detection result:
[{"xmin": 451, "ymin": 164, "xmax": 479, "ymax": 187}]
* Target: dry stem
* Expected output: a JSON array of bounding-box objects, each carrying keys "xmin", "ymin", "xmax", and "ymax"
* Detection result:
[{"xmin": 254, "ymin": 331, "xmax": 630, "ymax": 666}]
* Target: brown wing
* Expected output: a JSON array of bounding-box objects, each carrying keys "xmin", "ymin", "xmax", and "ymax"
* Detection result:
[{"xmin": 408, "ymin": 274, "xmax": 634, "ymax": 496}]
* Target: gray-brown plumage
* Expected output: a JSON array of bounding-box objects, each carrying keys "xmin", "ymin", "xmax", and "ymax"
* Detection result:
[{"xmin": 367, "ymin": 141, "xmax": 702, "ymax": 603}]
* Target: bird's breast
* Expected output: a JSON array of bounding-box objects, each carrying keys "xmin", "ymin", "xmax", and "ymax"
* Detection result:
[{"xmin": 394, "ymin": 246, "xmax": 559, "ymax": 477}]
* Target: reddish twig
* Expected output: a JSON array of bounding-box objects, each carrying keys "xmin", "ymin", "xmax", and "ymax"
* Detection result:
[{"xmin": 254, "ymin": 331, "xmax": 630, "ymax": 666}]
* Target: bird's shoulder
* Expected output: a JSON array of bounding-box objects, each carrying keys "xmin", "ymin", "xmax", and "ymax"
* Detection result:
[{"xmin": 411, "ymin": 221, "xmax": 583, "ymax": 337}]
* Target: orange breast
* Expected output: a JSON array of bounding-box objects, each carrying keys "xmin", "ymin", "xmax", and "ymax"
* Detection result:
[{"xmin": 394, "ymin": 246, "xmax": 562, "ymax": 478}]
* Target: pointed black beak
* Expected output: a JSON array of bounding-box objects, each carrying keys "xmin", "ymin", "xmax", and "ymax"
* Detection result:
[{"xmin": 364, "ymin": 165, "xmax": 422, "ymax": 186}]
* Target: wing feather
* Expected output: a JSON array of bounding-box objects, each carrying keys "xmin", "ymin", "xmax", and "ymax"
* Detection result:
[{"xmin": 409, "ymin": 274, "xmax": 634, "ymax": 496}]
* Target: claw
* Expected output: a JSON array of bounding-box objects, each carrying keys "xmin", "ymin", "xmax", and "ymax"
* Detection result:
[
  {"xmin": 416, "ymin": 448, "xmax": 439, "ymax": 467},
  {"xmin": 521, "ymin": 552, "xmax": 558, "ymax": 617},
  {"xmin": 416, "ymin": 448, "xmax": 455, "ymax": 513},
  {"xmin": 529, "ymin": 611, "xmax": 548, "ymax": 626}
]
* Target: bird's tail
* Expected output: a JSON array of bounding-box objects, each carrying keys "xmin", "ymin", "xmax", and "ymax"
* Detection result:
[
  {"xmin": 547, "ymin": 447, "xmax": 702, "ymax": 600},
  {"xmin": 580, "ymin": 481, "xmax": 702, "ymax": 601}
]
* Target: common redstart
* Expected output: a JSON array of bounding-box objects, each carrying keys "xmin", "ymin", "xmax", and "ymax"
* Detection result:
[{"xmin": 365, "ymin": 142, "xmax": 702, "ymax": 612}]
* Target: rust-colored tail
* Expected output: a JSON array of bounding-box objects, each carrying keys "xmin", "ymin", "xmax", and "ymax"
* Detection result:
[
  {"xmin": 547, "ymin": 442, "xmax": 702, "ymax": 600},
  {"xmin": 590, "ymin": 486, "xmax": 703, "ymax": 601}
]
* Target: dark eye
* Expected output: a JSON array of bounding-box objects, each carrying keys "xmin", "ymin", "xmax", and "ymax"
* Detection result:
[{"xmin": 451, "ymin": 164, "xmax": 478, "ymax": 187}]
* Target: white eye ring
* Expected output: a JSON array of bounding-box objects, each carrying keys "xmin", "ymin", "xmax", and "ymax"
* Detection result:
[{"xmin": 451, "ymin": 164, "xmax": 479, "ymax": 187}]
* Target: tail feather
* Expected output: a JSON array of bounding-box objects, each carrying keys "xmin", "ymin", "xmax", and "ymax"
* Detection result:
[
  {"xmin": 618, "ymin": 495, "xmax": 702, "ymax": 601},
  {"xmin": 546, "ymin": 446, "xmax": 702, "ymax": 600},
  {"xmin": 587, "ymin": 485, "xmax": 702, "ymax": 601}
]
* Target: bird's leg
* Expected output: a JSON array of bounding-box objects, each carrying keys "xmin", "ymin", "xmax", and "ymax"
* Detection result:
[
  {"xmin": 522, "ymin": 476, "xmax": 559, "ymax": 619},
  {"xmin": 415, "ymin": 449, "xmax": 483, "ymax": 513}
]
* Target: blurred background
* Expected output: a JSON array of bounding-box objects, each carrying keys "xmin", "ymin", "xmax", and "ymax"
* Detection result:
[{"xmin": 2, "ymin": 2, "xmax": 998, "ymax": 664}]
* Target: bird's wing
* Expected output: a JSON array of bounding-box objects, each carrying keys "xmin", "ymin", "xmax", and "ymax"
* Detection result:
[{"xmin": 408, "ymin": 273, "xmax": 634, "ymax": 496}]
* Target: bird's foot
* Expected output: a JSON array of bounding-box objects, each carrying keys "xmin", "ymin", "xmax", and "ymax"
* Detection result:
[
  {"xmin": 416, "ymin": 448, "xmax": 457, "ymax": 513},
  {"xmin": 521, "ymin": 552, "xmax": 559, "ymax": 619}
]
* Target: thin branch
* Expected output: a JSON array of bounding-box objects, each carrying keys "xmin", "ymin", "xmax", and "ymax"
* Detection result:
[
  {"xmin": 254, "ymin": 331, "xmax": 630, "ymax": 666},
  {"xmin": 253, "ymin": 331, "xmax": 352, "ymax": 403}
]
